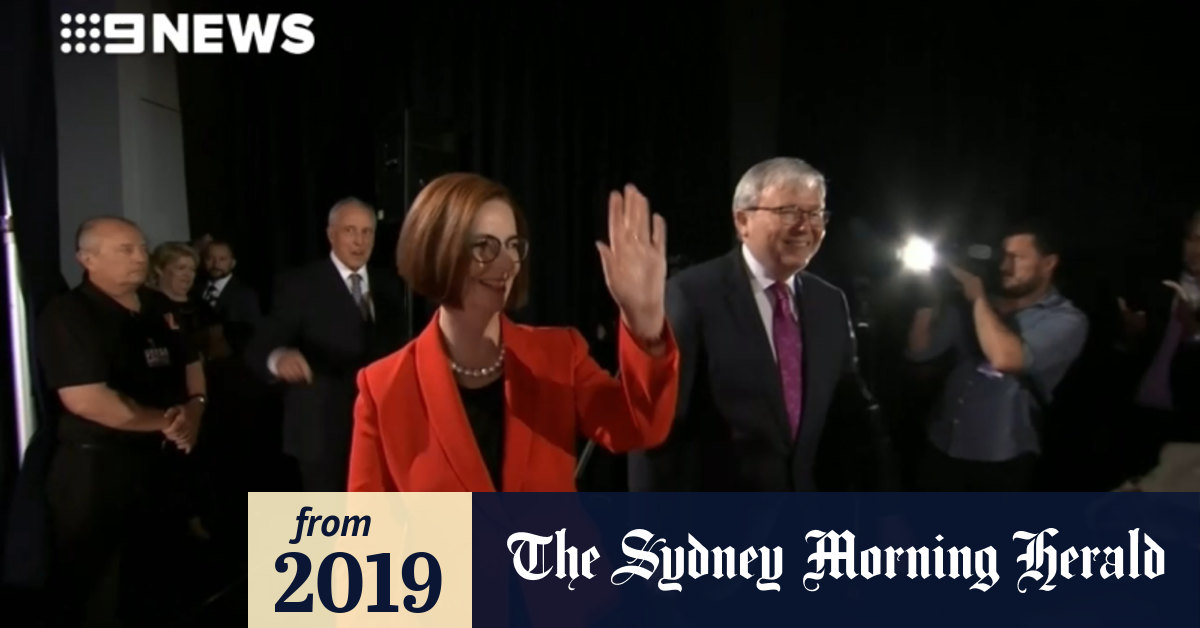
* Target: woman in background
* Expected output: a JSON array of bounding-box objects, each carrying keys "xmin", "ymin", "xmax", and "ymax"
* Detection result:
[
  {"xmin": 148, "ymin": 242, "xmax": 227, "ymax": 360},
  {"xmin": 147, "ymin": 242, "xmax": 218, "ymax": 540},
  {"xmin": 348, "ymin": 173, "xmax": 679, "ymax": 491},
  {"xmin": 148, "ymin": 242, "xmax": 222, "ymax": 355}
]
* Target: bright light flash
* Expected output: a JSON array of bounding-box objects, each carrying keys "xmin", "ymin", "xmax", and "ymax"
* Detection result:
[{"xmin": 899, "ymin": 236, "xmax": 936, "ymax": 272}]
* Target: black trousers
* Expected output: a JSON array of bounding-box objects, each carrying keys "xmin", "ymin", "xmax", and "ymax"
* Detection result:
[
  {"xmin": 44, "ymin": 440, "xmax": 179, "ymax": 627},
  {"xmin": 917, "ymin": 443, "xmax": 1039, "ymax": 491}
]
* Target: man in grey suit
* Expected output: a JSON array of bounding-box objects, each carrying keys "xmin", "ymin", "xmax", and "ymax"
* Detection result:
[{"xmin": 628, "ymin": 157, "xmax": 896, "ymax": 491}]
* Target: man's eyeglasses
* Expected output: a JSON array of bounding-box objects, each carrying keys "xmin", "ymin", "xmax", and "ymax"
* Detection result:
[
  {"xmin": 469, "ymin": 235, "xmax": 530, "ymax": 263},
  {"xmin": 742, "ymin": 205, "xmax": 830, "ymax": 226}
]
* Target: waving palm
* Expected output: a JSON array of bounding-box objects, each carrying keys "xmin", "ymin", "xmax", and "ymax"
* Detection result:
[{"xmin": 595, "ymin": 184, "xmax": 668, "ymax": 343}]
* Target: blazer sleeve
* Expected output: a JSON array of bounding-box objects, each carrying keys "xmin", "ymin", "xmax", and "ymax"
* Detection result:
[
  {"xmin": 572, "ymin": 320, "xmax": 680, "ymax": 454},
  {"xmin": 347, "ymin": 369, "xmax": 397, "ymax": 491},
  {"xmin": 834, "ymin": 291, "xmax": 900, "ymax": 490},
  {"xmin": 245, "ymin": 271, "xmax": 303, "ymax": 382},
  {"xmin": 627, "ymin": 277, "xmax": 700, "ymax": 491}
]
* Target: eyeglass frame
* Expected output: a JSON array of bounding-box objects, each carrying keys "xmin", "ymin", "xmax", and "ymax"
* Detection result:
[
  {"xmin": 467, "ymin": 234, "xmax": 531, "ymax": 263},
  {"xmin": 740, "ymin": 205, "xmax": 831, "ymax": 226}
]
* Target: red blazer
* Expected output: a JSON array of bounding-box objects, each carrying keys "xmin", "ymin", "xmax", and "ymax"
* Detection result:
[{"xmin": 348, "ymin": 311, "xmax": 679, "ymax": 491}]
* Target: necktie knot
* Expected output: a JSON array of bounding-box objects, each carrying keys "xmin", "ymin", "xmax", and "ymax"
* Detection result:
[{"xmin": 769, "ymin": 281, "xmax": 793, "ymax": 315}]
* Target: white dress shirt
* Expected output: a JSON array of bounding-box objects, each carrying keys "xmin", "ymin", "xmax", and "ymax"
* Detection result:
[
  {"xmin": 742, "ymin": 244, "xmax": 799, "ymax": 362},
  {"xmin": 204, "ymin": 274, "xmax": 233, "ymax": 302}
]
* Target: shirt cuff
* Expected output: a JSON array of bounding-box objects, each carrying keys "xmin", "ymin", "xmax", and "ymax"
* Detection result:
[
  {"xmin": 267, "ymin": 348, "xmax": 285, "ymax": 377},
  {"xmin": 617, "ymin": 317, "xmax": 677, "ymax": 361}
]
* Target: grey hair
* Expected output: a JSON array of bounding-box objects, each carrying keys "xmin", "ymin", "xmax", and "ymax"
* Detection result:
[
  {"xmin": 732, "ymin": 157, "xmax": 826, "ymax": 213},
  {"xmin": 327, "ymin": 196, "xmax": 377, "ymax": 226},
  {"xmin": 75, "ymin": 215, "xmax": 140, "ymax": 252}
]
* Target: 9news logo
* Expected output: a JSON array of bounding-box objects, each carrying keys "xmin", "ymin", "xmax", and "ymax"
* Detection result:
[{"xmin": 58, "ymin": 13, "xmax": 314, "ymax": 55}]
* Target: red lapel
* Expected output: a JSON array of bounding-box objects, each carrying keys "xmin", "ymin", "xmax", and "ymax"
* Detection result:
[
  {"xmin": 499, "ymin": 316, "xmax": 534, "ymax": 492},
  {"xmin": 413, "ymin": 311, "xmax": 537, "ymax": 492}
]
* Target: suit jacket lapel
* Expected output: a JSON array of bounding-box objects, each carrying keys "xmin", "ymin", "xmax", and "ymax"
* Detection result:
[
  {"xmin": 323, "ymin": 258, "xmax": 362, "ymax": 322},
  {"xmin": 367, "ymin": 268, "xmax": 393, "ymax": 318},
  {"xmin": 414, "ymin": 312, "xmax": 496, "ymax": 491},
  {"xmin": 215, "ymin": 276, "xmax": 238, "ymax": 311},
  {"xmin": 721, "ymin": 249, "xmax": 791, "ymax": 442},
  {"xmin": 499, "ymin": 317, "xmax": 534, "ymax": 492},
  {"xmin": 795, "ymin": 272, "xmax": 831, "ymax": 451}
]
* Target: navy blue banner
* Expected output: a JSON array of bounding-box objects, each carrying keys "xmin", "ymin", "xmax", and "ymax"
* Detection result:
[{"xmin": 473, "ymin": 493, "xmax": 1200, "ymax": 627}]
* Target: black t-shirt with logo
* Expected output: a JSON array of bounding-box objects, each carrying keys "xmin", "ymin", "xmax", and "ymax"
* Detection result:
[{"xmin": 38, "ymin": 281, "xmax": 198, "ymax": 444}]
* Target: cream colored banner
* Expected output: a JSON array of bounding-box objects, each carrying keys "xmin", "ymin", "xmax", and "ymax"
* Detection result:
[{"xmin": 248, "ymin": 492, "xmax": 472, "ymax": 627}]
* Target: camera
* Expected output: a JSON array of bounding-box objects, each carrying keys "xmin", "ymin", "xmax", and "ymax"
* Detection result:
[{"xmin": 897, "ymin": 235, "xmax": 1000, "ymax": 303}]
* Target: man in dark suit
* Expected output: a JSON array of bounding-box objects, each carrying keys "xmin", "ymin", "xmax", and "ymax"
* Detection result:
[
  {"xmin": 193, "ymin": 240, "xmax": 268, "ymax": 529},
  {"xmin": 628, "ymin": 157, "xmax": 895, "ymax": 491},
  {"xmin": 247, "ymin": 198, "xmax": 408, "ymax": 491},
  {"xmin": 196, "ymin": 239, "xmax": 261, "ymax": 355}
]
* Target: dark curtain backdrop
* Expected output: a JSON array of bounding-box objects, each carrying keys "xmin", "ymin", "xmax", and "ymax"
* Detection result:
[
  {"xmin": 175, "ymin": 1, "xmax": 1200, "ymax": 332},
  {"xmin": 779, "ymin": 3, "xmax": 1199, "ymax": 295},
  {"xmin": 176, "ymin": 0, "xmax": 731, "ymax": 331},
  {"xmin": 176, "ymin": 0, "xmax": 375, "ymax": 303}
]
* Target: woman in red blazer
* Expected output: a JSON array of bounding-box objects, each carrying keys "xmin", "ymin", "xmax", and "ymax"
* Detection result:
[{"xmin": 348, "ymin": 173, "xmax": 679, "ymax": 491}]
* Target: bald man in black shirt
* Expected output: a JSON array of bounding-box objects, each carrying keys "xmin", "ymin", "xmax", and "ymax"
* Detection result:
[{"xmin": 38, "ymin": 216, "xmax": 204, "ymax": 626}]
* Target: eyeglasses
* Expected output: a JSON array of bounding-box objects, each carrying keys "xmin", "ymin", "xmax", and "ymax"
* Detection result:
[
  {"xmin": 468, "ymin": 235, "xmax": 530, "ymax": 263},
  {"xmin": 742, "ymin": 205, "xmax": 830, "ymax": 226}
]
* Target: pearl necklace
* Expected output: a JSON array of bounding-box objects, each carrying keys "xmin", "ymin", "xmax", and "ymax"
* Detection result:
[{"xmin": 449, "ymin": 346, "xmax": 505, "ymax": 378}]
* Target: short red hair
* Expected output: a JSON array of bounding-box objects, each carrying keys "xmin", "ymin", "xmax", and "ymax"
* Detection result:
[{"xmin": 396, "ymin": 173, "xmax": 530, "ymax": 309}]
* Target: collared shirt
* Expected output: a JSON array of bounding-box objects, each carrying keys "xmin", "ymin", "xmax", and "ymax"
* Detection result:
[
  {"xmin": 908, "ymin": 288, "xmax": 1088, "ymax": 462},
  {"xmin": 204, "ymin": 274, "xmax": 233, "ymax": 301},
  {"xmin": 330, "ymin": 250, "xmax": 374, "ymax": 319},
  {"xmin": 741, "ymin": 244, "xmax": 799, "ymax": 361}
]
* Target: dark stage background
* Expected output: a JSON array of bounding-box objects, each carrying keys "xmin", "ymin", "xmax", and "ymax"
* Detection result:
[
  {"xmin": 3, "ymin": 0, "xmax": 1200, "ymax": 604},
  {"xmin": 175, "ymin": 0, "xmax": 733, "ymax": 332},
  {"xmin": 169, "ymin": 1, "xmax": 1200, "ymax": 329},
  {"xmin": 170, "ymin": 0, "xmax": 1200, "ymax": 491}
]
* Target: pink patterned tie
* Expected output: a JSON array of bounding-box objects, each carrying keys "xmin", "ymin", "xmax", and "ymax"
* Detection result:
[{"xmin": 769, "ymin": 282, "xmax": 803, "ymax": 440}]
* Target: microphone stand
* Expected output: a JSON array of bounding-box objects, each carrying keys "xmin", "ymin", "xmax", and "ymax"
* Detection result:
[{"xmin": 1, "ymin": 154, "xmax": 37, "ymax": 467}]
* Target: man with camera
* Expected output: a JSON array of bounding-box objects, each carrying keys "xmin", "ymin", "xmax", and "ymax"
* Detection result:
[{"xmin": 906, "ymin": 220, "xmax": 1088, "ymax": 491}]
